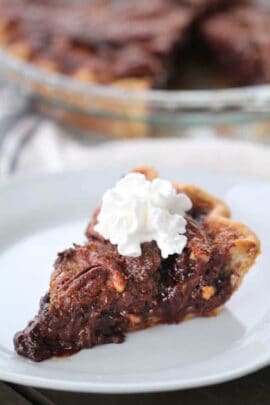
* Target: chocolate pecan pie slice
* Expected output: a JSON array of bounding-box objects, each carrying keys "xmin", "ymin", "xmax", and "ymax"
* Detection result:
[{"xmin": 14, "ymin": 167, "xmax": 260, "ymax": 361}]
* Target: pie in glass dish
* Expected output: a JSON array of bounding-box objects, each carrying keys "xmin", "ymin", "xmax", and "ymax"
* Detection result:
[
  {"xmin": 0, "ymin": 0, "xmax": 261, "ymax": 89},
  {"xmin": 0, "ymin": 0, "xmax": 264, "ymax": 137},
  {"xmin": 14, "ymin": 167, "xmax": 260, "ymax": 362},
  {"xmin": 0, "ymin": 0, "xmax": 239, "ymax": 88}
]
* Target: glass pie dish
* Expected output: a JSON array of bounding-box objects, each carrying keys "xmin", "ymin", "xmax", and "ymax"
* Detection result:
[{"xmin": 1, "ymin": 48, "xmax": 270, "ymax": 139}]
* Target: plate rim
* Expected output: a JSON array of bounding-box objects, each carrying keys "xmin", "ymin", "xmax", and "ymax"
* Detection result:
[
  {"xmin": 0, "ymin": 356, "xmax": 269, "ymax": 393},
  {"xmin": 1, "ymin": 167, "xmax": 270, "ymax": 393}
]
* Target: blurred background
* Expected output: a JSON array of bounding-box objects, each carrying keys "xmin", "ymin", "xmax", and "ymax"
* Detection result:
[{"xmin": 0, "ymin": 0, "xmax": 270, "ymax": 179}]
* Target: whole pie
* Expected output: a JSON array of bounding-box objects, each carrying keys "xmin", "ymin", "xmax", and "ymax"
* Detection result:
[
  {"xmin": 0, "ymin": 0, "xmax": 266, "ymax": 89},
  {"xmin": 0, "ymin": 0, "xmax": 266, "ymax": 138},
  {"xmin": 14, "ymin": 167, "xmax": 260, "ymax": 362}
]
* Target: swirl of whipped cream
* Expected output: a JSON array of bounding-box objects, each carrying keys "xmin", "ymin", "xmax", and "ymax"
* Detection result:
[{"xmin": 94, "ymin": 173, "xmax": 192, "ymax": 258}]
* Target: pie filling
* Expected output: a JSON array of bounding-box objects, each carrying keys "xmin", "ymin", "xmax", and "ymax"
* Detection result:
[
  {"xmin": 14, "ymin": 212, "xmax": 234, "ymax": 362},
  {"xmin": 0, "ymin": 1, "xmax": 266, "ymax": 88},
  {"xmin": 201, "ymin": 5, "xmax": 270, "ymax": 86}
]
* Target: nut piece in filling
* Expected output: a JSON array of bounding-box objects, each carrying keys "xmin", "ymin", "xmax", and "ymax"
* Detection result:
[{"xmin": 14, "ymin": 167, "xmax": 260, "ymax": 362}]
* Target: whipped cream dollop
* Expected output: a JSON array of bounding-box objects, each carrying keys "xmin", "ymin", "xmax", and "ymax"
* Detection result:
[{"xmin": 94, "ymin": 173, "xmax": 192, "ymax": 258}]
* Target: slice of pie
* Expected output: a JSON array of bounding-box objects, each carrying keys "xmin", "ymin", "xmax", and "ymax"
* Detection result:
[{"xmin": 14, "ymin": 167, "xmax": 260, "ymax": 362}]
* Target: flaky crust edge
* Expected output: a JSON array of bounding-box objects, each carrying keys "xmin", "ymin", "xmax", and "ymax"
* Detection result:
[{"xmin": 136, "ymin": 166, "xmax": 261, "ymax": 296}]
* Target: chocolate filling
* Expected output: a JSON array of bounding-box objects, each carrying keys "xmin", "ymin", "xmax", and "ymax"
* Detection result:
[
  {"xmin": 0, "ymin": 0, "xmax": 252, "ymax": 87},
  {"xmin": 14, "ymin": 210, "xmax": 233, "ymax": 362}
]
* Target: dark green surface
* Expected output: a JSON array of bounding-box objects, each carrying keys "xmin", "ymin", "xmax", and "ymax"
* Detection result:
[{"xmin": 2, "ymin": 366, "xmax": 270, "ymax": 405}]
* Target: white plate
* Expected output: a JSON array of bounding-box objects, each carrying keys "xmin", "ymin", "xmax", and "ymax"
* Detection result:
[{"xmin": 0, "ymin": 168, "xmax": 270, "ymax": 393}]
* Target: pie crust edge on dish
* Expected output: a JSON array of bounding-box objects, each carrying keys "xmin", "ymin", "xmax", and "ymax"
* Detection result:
[{"xmin": 138, "ymin": 166, "xmax": 260, "ymax": 313}]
